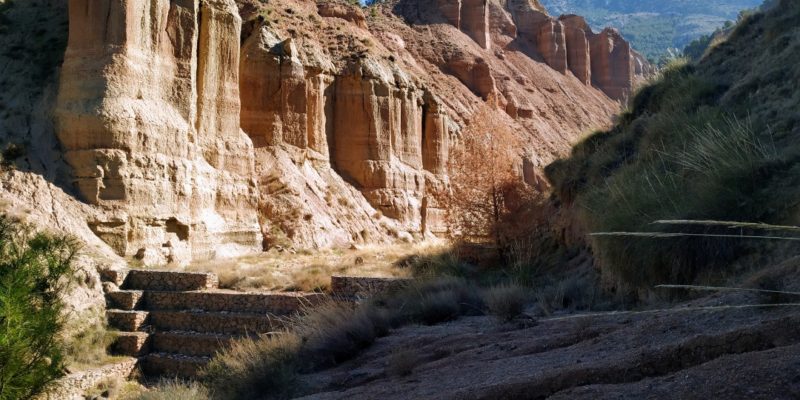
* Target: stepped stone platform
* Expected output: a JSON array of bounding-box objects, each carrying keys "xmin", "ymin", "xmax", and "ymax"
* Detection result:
[
  {"xmin": 103, "ymin": 269, "xmax": 325, "ymax": 378},
  {"xmin": 102, "ymin": 268, "xmax": 413, "ymax": 378}
]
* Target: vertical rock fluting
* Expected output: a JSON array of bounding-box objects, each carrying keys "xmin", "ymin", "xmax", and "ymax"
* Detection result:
[
  {"xmin": 502, "ymin": 0, "xmax": 643, "ymax": 101},
  {"xmin": 434, "ymin": 0, "xmax": 490, "ymax": 50},
  {"xmin": 589, "ymin": 28, "xmax": 634, "ymax": 102},
  {"xmin": 331, "ymin": 61, "xmax": 426, "ymax": 225},
  {"xmin": 536, "ymin": 17, "xmax": 567, "ymax": 74},
  {"xmin": 559, "ymin": 15, "xmax": 591, "ymax": 85},
  {"xmin": 56, "ymin": 0, "xmax": 262, "ymax": 265},
  {"xmin": 461, "ymin": 0, "xmax": 491, "ymax": 50},
  {"xmin": 239, "ymin": 25, "xmax": 449, "ymax": 239}
]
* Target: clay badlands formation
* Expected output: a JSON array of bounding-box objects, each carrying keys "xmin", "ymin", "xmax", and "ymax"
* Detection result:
[{"xmin": 14, "ymin": 0, "xmax": 648, "ymax": 266}]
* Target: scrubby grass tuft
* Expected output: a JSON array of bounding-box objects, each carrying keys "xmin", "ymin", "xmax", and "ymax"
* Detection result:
[
  {"xmin": 203, "ymin": 333, "xmax": 301, "ymax": 400},
  {"xmin": 386, "ymin": 347, "xmax": 419, "ymax": 377},
  {"xmin": 62, "ymin": 313, "xmax": 117, "ymax": 370},
  {"xmin": 296, "ymin": 302, "xmax": 389, "ymax": 369},
  {"xmin": 483, "ymin": 284, "xmax": 529, "ymax": 321},
  {"xmin": 134, "ymin": 380, "xmax": 210, "ymax": 400}
]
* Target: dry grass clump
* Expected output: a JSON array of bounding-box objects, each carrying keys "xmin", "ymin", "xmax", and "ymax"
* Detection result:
[
  {"xmin": 483, "ymin": 284, "xmax": 529, "ymax": 321},
  {"xmin": 295, "ymin": 302, "xmax": 389, "ymax": 369},
  {"xmin": 203, "ymin": 333, "xmax": 301, "ymax": 400},
  {"xmin": 132, "ymin": 380, "xmax": 210, "ymax": 400},
  {"xmin": 378, "ymin": 277, "xmax": 485, "ymax": 325},
  {"xmin": 62, "ymin": 312, "xmax": 118, "ymax": 370},
  {"xmin": 386, "ymin": 346, "xmax": 419, "ymax": 377}
]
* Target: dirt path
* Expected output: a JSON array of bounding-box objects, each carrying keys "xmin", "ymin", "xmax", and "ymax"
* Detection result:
[{"xmin": 296, "ymin": 292, "xmax": 800, "ymax": 399}]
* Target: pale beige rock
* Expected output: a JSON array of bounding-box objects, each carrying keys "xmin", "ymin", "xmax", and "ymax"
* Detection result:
[{"xmin": 55, "ymin": 0, "xmax": 262, "ymax": 265}]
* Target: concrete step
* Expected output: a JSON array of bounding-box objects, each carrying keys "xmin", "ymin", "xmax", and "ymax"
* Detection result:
[
  {"xmin": 123, "ymin": 270, "xmax": 218, "ymax": 291},
  {"xmin": 111, "ymin": 332, "xmax": 150, "ymax": 356},
  {"xmin": 143, "ymin": 290, "xmax": 327, "ymax": 314},
  {"xmin": 142, "ymin": 352, "xmax": 210, "ymax": 378},
  {"xmin": 107, "ymin": 290, "xmax": 144, "ymax": 310},
  {"xmin": 148, "ymin": 310, "xmax": 285, "ymax": 335},
  {"xmin": 152, "ymin": 331, "xmax": 241, "ymax": 357},
  {"xmin": 107, "ymin": 310, "xmax": 149, "ymax": 332}
]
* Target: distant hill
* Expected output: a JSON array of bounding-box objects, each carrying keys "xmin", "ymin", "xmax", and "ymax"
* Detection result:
[{"xmin": 539, "ymin": 0, "xmax": 763, "ymax": 61}]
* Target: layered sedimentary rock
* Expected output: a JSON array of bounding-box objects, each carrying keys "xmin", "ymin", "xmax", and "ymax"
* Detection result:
[
  {"xmin": 45, "ymin": 0, "xmax": 638, "ymax": 263},
  {"xmin": 56, "ymin": 0, "xmax": 262, "ymax": 265}
]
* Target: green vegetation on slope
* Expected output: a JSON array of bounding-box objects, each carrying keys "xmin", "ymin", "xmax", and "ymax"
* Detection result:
[{"xmin": 545, "ymin": 0, "xmax": 800, "ymax": 291}]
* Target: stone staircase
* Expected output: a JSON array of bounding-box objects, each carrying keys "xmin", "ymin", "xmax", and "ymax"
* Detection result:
[{"xmin": 101, "ymin": 269, "xmax": 326, "ymax": 378}]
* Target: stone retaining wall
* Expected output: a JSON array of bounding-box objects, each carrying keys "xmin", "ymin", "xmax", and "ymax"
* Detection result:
[
  {"xmin": 331, "ymin": 275, "xmax": 413, "ymax": 299},
  {"xmin": 124, "ymin": 270, "xmax": 218, "ymax": 291},
  {"xmin": 143, "ymin": 291, "xmax": 326, "ymax": 314},
  {"xmin": 35, "ymin": 358, "xmax": 137, "ymax": 400}
]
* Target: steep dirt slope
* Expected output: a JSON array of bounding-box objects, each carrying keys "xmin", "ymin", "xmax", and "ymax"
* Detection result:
[{"xmin": 545, "ymin": 0, "xmax": 800, "ymax": 290}]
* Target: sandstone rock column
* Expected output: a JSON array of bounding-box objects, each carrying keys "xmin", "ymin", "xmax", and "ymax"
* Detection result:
[
  {"xmin": 590, "ymin": 28, "xmax": 634, "ymax": 101},
  {"xmin": 331, "ymin": 61, "xmax": 426, "ymax": 224},
  {"xmin": 536, "ymin": 18, "xmax": 567, "ymax": 74},
  {"xmin": 461, "ymin": 0, "xmax": 490, "ymax": 50},
  {"xmin": 560, "ymin": 15, "xmax": 591, "ymax": 85},
  {"xmin": 422, "ymin": 92, "xmax": 450, "ymax": 175},
  {"xmin": 56, "ymin": 0, "xmax": 262, "ymax": 265}
]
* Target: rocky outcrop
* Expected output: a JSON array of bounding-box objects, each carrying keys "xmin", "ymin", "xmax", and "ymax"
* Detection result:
[
  {"xmin": 317, "ymin": 1, "xmax": 368, "ymax": 29},
  {"xmin": 40, "ymin": 0, "xmax": 634, "ymax": 264},
  {"xmin": 56, "ymin": 0, "xmax": 262, "ymax": 265},
  {"xmin": 589, "ymin": 28, "xmax": 634, "ymax": 102},
  {"xmin": 435, "ymin": 0, "xmax": 491, "ymax": 50},
  {"xmin": 559, "ymin": 15, "xmax": 591, "ymax": 85},
  {"xmin": 500, "ymin": 2, "xmax": 646, "ymax": 101},
  {"xmin": 238, "ymin": 23, "xmax": 451, "ymax": 246}
]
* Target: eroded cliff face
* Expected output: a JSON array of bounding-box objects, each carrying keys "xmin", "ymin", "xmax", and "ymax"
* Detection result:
[
  {"xmin": 46, "ymin": 0, "xmax": 647, "ymax": 264},
  {"xmin": 56, "ymin": 0, "xmax": 261, "ymax": 265}
]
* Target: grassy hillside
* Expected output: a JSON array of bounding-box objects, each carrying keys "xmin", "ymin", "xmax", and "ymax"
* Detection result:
[
  {"xmin": 540, "ymin": 0, "xmax": 763, "ymax": 61},
  {"xmin": 545, "ymin": 0, "xmax": 800, "ymax": 291}
]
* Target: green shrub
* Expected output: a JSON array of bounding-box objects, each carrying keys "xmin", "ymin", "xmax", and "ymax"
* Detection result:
[
  {"xmin": 483, "ymin": 284, "xmax": 529, "ymax": 321},
  {"xmin": 0, "ymin": 215, "xmax": 77, "ymax": 400}
]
